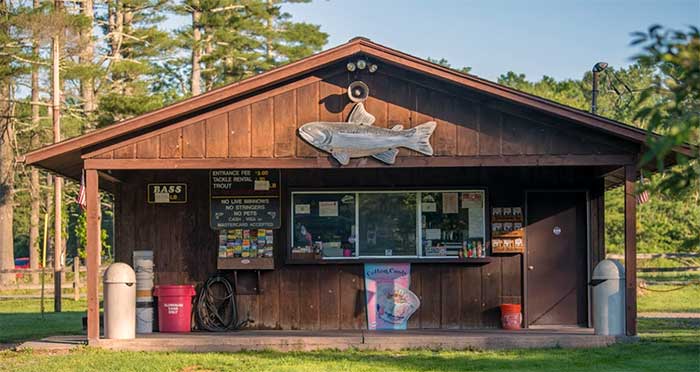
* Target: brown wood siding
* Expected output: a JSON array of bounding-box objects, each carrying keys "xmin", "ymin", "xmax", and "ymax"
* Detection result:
[
  {"xmin": 90, "ymin": 64, "xmax": 636, "ymax": 162},
  {"xmin": 114, "ymin": 166, "xmax": 600, "ymax": 330}
]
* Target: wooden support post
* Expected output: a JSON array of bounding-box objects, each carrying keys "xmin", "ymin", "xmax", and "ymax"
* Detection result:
[
  {"xmin": 624, "ymin": 164, "xmax": 637, "ymax": 336},
  {"xmin": 73, "ymin": 259, "xmax": 80, "ymax": 301},
  {"xmin": 86, "ymin": 169, "xmax": 101, "ymax": 341}
]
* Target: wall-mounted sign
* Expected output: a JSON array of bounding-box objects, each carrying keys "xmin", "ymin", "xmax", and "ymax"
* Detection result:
[
  {"xmin": 298, "ymin": 102, "xmax": 437, "ymax": 165},
  {"xmin": 147, "ymin": 183, "xmax": 187, "ymax": 204},
  {"xmin": 210, "ymin": 169, "xmax": 281, "ymax": 229},
  {"xmin": 491, "ymin": 205, "xmax": 525, "ymax": 253},
  {"xmin": 364, "ymin": 263, "xmax": 420, "ymax": 330}
]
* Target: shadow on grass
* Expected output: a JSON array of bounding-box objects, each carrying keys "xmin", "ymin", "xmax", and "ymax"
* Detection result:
[{"xmin": 0, "ymin": 311, "xmax": 85, "ymax": 344}]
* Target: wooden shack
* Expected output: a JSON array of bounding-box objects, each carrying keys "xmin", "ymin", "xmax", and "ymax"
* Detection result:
[{"xmin": 23, "ymin": 37, "xmax": 691, "ymax": 344}]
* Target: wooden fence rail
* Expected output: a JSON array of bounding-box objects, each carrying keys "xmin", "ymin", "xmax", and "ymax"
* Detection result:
[{"xmin": 607, "ymin": 253, "xmax": 700, "ymax": 259}]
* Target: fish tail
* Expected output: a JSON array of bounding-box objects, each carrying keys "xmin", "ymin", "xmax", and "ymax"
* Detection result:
[{"xmin": 405, "ymin": 121, "xmax": 436, "ymax": 155}]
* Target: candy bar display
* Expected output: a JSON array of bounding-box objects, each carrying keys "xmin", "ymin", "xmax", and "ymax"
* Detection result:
[{"xmin": 218, "ymin": 229, "xmax": 274, "ymax": 258}]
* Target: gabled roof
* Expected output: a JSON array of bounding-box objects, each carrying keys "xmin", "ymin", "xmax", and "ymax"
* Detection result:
[{"xmin": 22, "ymin": 36, "xmax": 693, "ymax": 181}]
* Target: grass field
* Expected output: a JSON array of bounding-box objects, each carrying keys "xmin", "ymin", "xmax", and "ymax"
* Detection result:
[
  {"xmin": 0, "ymin": 299, "xmax": 87, "ymax": 344},
  {"xmin": 1, "ymin": 285, "xmax": 698, "ymax": 371},
  {"xmin": 0, "ymin": 318, "xmax": 697, "ymax": 372}
]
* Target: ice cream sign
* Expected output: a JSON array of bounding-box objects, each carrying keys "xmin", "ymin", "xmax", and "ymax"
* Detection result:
[{"xmin": 364, "ymin": 263, "xmax": 420, "ymax": 330}]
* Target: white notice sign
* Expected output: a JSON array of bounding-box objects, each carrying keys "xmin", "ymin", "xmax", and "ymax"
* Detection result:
[
  {"xmin": 295, "ymin": 204, "xmax": 311, "ymax": 215},
  {"xmin": 154, "ymin": 192, "xmax": 170, "ymax": 203},
  {"xmin": 254, "ymin": 180, "xmax": 270, "ymax": 191},
  {"xmin": 442, "ymin": 193, "xmax": 458, "ymax": 214},
  {"xmin": 319, "ymin": 201, "xmax": 339, "ymax": 217},
  {"xmin": 422, "ymin": 202, "xmax": 437, "ymax": 212},
  {"xmin": 468, "ymin": 208, "xmax": 484, "ymax": 238},
  {"xmin": 425, "ymin": 228, "xmax": 441, "ymax": 240}
]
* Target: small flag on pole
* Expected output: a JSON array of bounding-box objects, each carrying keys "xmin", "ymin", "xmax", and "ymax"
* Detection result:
[
  {"xmin": 76, "ymin": 170, "xmax": 87, "ymax": 210},
  {"xmin": 637, "ymin": 173, "xmax": 650, "ymax": 205}
]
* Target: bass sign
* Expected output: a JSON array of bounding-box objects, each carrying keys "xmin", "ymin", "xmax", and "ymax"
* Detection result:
[{"xmin": 147, "ymin": 183, "xmax": 187, "ymax": 204}]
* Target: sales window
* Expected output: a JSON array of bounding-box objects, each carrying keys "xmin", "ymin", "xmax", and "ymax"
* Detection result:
[{"xmin": 290, "ymin": 190, "xmax": 486, "ymax": 259}]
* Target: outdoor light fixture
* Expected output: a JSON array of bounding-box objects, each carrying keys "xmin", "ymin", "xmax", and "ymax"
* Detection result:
[
  {"xmin": 346, "ymin": 62, "xmax": 356, "ymax": 72},
  {"xmin": 593, "ymin": 62, "xmax": 609, "ymax": 73},
  {"xmin": 368, "ymin": 64, "xmax": 378, "ymax": 73},
  {"xmin": 356, "ymin": 59, "xmax": 367, "ymax": 70}
]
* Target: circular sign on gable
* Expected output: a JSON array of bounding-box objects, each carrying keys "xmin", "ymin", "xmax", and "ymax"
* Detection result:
[{"xmin": 553, "ymin": 226, "xmax": 562, "ymax": 236}]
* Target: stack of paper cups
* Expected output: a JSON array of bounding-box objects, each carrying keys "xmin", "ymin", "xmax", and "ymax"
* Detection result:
[{"xmin": 133, "ymin": 251, "xmax": 154, "ymax": 333}]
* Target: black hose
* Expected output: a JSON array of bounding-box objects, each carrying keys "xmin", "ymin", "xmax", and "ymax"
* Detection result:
[{"xmin": 194, "ymin": 272, "xmax": 246, "ymax": 332}]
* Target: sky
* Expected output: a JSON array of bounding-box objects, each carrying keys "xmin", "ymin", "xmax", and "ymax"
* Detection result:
[{"xmin": 274, "ymin": 0, "xmax": 699, "ymax": 82}]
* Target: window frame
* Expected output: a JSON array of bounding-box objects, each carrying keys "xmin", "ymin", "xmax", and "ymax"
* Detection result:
[{"xmin": 289, "ymin": 188, "xmax": 487, "ymax": 261}]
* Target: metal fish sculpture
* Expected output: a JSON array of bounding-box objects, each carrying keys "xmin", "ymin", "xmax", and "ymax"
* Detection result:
[{"xmin": 298, "ymin": 103, "xmax": 437, "ymax": 165}]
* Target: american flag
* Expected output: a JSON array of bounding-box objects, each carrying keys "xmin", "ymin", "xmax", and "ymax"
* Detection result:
[
  {"xmin": 76, "ymin": 171, "xmax": 87, "ymax": 210},
  {"xmin": 637, "ymin": 173, "xmax": 650, "ymax": 205}
]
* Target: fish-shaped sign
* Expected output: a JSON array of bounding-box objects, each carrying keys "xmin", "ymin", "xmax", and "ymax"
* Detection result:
[{"xmin": 298, "ymin": 103, "xmax": 437, "ymax": 165}]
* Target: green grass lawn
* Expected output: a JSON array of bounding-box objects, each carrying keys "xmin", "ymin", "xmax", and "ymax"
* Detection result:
[
  {"xmin": 0, "ymin": 299, "xmax": 88, "ymax": 344},
  {"xmin": 1, "ymin": 289, "xmax": 699, "ymax": 371},
  {"xmin": 638, "ymin": 284, "xmax": 700, "ymax": 313},
  {"xmin": 0, "ymin": 318, "xmax": 698, "ymax": 372}
]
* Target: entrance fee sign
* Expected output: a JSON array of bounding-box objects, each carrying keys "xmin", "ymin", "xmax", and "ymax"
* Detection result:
[
  {"xmin": 210, "ymin": 169, "xmax": 281, "ymax": 229},
  {"xmin": 364, "ymin": 263, "xmax": 420, "ymax": 330}
]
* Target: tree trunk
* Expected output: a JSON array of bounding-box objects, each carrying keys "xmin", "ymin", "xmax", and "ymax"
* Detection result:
[
  {"xmin": 80, "ymin": 0, "xmax": 96, "ymax": 130},
  {"xmin": 0, "ymin": 0, "xmax": 14, "ymax": 285},
  {"xmin": 52, "ymin": 0, "xmax": 63, "ymax": 311},
  {"xmin": 191, "ymin": 0, "xmax": 202, "ymax": 96},
  {"xmin": 0, "ymin": 80, "xmax": 15, "ymax": 285},
  {"xmin": 28, "ymin": 0, "xmax": 41, "ymax": 284}
]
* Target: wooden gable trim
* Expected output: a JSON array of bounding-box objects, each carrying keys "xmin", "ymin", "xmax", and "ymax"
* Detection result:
[
  {"xmin": 356, "ymin": 41, "xmax": 652, "ymax": 144},
  {"xmin": 24, "ymin": 37, "xmax": 693, "ymax": 167},
  {"xmin": 83, "ymin": 75, "xmax": 324, "ymax": 159},
  {"xmin": 25, "ymin": 42, "xmax": 363, "ymax": 165},
  {"xmin": 84, "ymin": 154, "xmax": 637, "ymax": 170}
]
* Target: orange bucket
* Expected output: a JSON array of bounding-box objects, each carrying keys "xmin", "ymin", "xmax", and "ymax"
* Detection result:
[{"xmin": 500, "ymin": 304, "xmax": 522, "ymax": 330}]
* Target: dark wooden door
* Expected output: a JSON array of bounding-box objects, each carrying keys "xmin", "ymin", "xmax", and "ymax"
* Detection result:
[{"xmin": 526, "ymin": 191, "xmax": 587, "ymax": 326}]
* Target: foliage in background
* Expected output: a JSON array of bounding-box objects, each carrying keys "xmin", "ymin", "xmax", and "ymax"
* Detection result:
[
  {"xmin": 3, "ymin": 0, "xmax": 326, "ymax": 265},
  {"xmin": 496, "ymin": 60, "xmax": 699, "ymax": 253},
  {"xmin": 630, "ymin": 26, "xmax": 699, "ymax": 202}
]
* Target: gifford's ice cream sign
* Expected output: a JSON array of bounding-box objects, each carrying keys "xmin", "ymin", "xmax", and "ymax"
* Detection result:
[{"xmin": 364, "ymin": 263, "xmax": 420, "ymax": 330}]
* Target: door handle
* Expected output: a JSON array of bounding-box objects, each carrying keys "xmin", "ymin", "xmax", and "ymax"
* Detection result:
[{"xmin": 528, "ymin": 265, "xmax": 534, "ymax": 271}]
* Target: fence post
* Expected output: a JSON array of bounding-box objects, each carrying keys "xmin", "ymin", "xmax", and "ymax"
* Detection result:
[{"xmin": 73, "ymin": 259, "xmax": 80, "ymax": 301}]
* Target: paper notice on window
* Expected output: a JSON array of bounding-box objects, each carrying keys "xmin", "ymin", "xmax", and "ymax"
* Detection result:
[
  {"xmin": 154, "ymin": 192, "xmax": 170, "ymax": 203},
  {"xmin": 254, "ymin": 180, "xmax": 270, "ymax": 191},
  {"xmin": 461, "ymin": 192, "xmax": 483, "ymax": 209},
  {"xmin": 442, "ymin": 192, "xmax": 458, "ymax": 214},
  {"xmin": 422, "ymin": 202, "xmax": 437, "ymax": 212},
  {"xmin": 295, "ymin": 204, "xmax": 311, "ymax": 215},
  {"xmin": 318, "ymin": 201, "xmax": 339, "ymax": 217},
  {"xmin": 425, "ymin": 228, "xmax": 441, "ymax": 240},
  {"xmin": 469, "ymin": 208, "xmax": 484, "ymax": 238}
]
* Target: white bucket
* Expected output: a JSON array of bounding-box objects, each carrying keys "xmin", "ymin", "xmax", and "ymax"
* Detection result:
[
  {"xmin": 136, "ymin": 305, "xmax": 153, "ymax": 333},
  {"xmin": 135, "ymin": 258, "xmax": 154, "ymax": 303},
  {"xmin": 134, "ymin": 259, "xmax": 154, "ymax": 274}
]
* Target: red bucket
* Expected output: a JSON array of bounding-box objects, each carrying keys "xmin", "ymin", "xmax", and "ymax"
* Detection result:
[
  {"xmin": 153, "ymin": 285, "xmax": 196, "ymax": 333},
  {"xmin": 500, "ymin": 303, "xmax": 522, "ymax": 330}
]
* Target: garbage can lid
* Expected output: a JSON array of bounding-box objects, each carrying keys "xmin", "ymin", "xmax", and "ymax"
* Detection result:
[
  {"xmin": 592, "ymin": 259, "xmax": 625, "ymax": 280},
  {"xmin": 104, "ymin": 262, "xmax": 136, "ymax": 284}
]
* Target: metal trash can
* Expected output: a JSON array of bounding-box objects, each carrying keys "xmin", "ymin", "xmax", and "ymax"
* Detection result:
[
  {"xmin": 103, "ymin": 263, "xmax": 136, "ymax": 339},
  {"xmin": 592, "ymin": 259, "xmax": 625, "ymax": 336}
]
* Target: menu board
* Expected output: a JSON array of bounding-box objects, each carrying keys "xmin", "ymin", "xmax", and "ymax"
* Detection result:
[{"xmin": 210, "ymin": 169, "xmax": 281, "ymax": 229}]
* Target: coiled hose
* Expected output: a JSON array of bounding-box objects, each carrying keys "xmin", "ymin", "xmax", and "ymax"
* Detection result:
[{"xmin": 194, "ymin": 272, "xmax": 246, "ymax": 331}]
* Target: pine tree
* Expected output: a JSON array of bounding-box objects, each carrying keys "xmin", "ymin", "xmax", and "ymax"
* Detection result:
[
  {"xmin": 173, "ymin": 0, "xmax": 327, "ymax": 95},
  {"xmin": 96, "ymin": 0, "xmax": 173, "ymax": 127}
]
